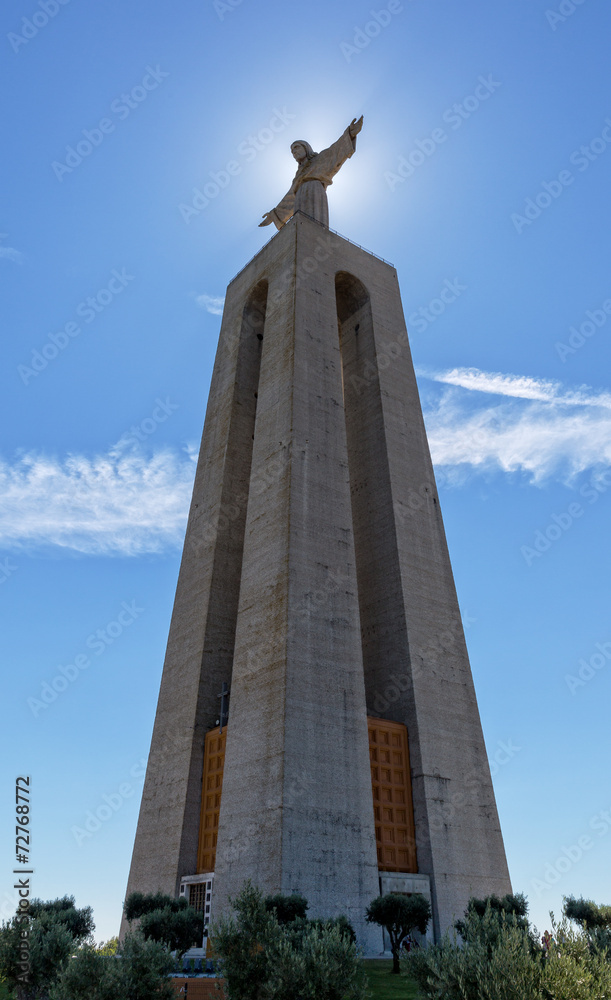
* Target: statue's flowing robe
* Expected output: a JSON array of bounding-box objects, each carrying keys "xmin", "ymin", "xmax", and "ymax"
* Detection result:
[{"xmin": 269, "ymin": 127, "xmax": 357, "ymax": 229}]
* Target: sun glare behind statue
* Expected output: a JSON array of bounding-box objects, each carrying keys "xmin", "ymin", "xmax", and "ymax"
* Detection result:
[
  {"xmin": 328, "ymin": 143, "xmax": 380, "ymax": 238},
  {"xmin": 251, "ymin": 114, "xmax": 387, "ymax": 246}
]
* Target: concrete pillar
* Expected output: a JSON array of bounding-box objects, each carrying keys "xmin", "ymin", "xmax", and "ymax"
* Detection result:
[{"xmin": 212, "ymin": 217, "xmax": 381, "ymax": 950}]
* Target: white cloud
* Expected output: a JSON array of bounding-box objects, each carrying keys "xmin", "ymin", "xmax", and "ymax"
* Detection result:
[
  {"xmin": 0, "ymin": 234, "xmax": 24, "ymax": 265},
  {"xmin": 0, "ymin": 441, "xmax": 196, "ymax": 556},
  {"xmin": 423, "ymin": 366, "xmax": 611, "ymax": 410},
  {"xmin": 195, "ymin": 293, "xmax": 225, "ymax": 316},
  {"xmin": 1, "ymin": 367, "xmax": 609, "ymax": 557},
  {"xmin": 421, "ymin": 367, "xmax": 611, "ymax": 485}
]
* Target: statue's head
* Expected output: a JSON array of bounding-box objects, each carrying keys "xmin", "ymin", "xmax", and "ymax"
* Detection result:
[{"xmin": 291, "ymin": 140, "xmax": 316, "ymax": 164}]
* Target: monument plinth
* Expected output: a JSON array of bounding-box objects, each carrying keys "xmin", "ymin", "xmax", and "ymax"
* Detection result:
[{"xmin": 123, "ymin": 124, "xmax": 510, "ymax": 947}]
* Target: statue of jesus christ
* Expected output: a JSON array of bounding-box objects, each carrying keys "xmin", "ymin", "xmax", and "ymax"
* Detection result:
[{"xmin": 259, "ymin": 116, "xmax": 364, "ymax": 230}]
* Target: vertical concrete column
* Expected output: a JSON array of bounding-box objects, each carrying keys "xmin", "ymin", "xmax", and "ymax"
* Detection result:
[
  {"xmin": 331, "ymin": 234, "xmax": 511, "ymax": 936},
  {"xmin": 213, "ymin": 217, "xmax": 381, "ymax": 950},
  {"xmin": 121, "ymin": 254, "xmax": 270, "ymax": 934}
]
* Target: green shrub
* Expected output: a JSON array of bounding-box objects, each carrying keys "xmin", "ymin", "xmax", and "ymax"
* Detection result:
[
  {"xmin": 48, "ymin": 944, "xmax": 121, "ymax": 1000},
  {"xmin": 454, "ymin": 892, "xmax": 529, "ymax": 938},
  {"xmin": 28, "ymin": 899, "xmax": 93, "ymax": 945},
  {"xmin": 263, "ymin": 922, "xmax": 367, "ymax": 1000},
  {"xmin": 212, "ymin": 882, "xmax": 280, "ymax": 1000},
  {"xmin": 123, "ymin": 891, "xmax": 203, "ymax": 957},
  {"xmin": 564, "ymin": 895, "xmax": 611, "ymax": 931},
  {"xmin": 212, "ymin": 881, "xmax": 365, "ymax": 1000},
  {"xmin": 50, "ymin": 932, "xmax": 174, "ymax": 1000},
  {"xmin": 310, "ymin": 915, "xmax": 357, "ymax": 945},
  {"xmin": 138, "ymin": 905, "xmax": 203, "ymax": 957},
  {"xmin": 406, "ymin": 902, "xmax": 611, "ymax": 1000},
  {"xmin": 124, "ymin": 891, "xmax": 189, "ymax": 922},
  {"xmin": 94, "ymin": 937, "xmax": 118, "ymax": 956},
  {"xmin": 406, "ymin": 916, "xmax": 539, "ymax": 1000},
  {"xmin": 366, "ymin": 893, "xmax": 431, "ymax": 974},
  {"xmin": 264, "ymin": 893, "xmax": 308, "ymax": 925},
  {"xmin": 540, "ymin": 918, "xmax": 611, "ymax": 1000},
  {"xmin": 0, "ymin": 910, "xmax": 74, "ymax": 1000},
  {"xmin": 0, "ymin": 977, "xmax": 15, "ymax": 1000},
  {"xmin": 114, "ymin": 932, "xmax": 175, "ymax": 1000}
]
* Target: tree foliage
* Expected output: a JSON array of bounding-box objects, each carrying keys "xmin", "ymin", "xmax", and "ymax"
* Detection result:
[
  {"xmin": 212, "ymin": 882, "xmax": 279, "ymax": 1000},
  {"xmin": 455, "ymin": 892, "xmax": 528, "ymax": 932},
  {"xmin": 0, "ymin": 897, "xmax": 92, "ymax": 1000},
  {"xmin": 123, "ymin": 891, "xmax": 203, "ymax": 958},
  {"xmin": 0, "ymin": 895, "xmax": 177, "ymax": 1000},
  {"xmin": 407, "ymin": 898, "xmax": 611, "ymax": 1000},
  {"xmin": 212, "ymin": 881, "xmax": 366, "ymax": 1000},
  {"xmin": 48, "ymin": 944, "xmax": 119, "ymax": 1000},
  {"xmin": 94, "ymin": 938, "xmax": 118, "ymax": 956},
  {"xmin": 309, "ymin": 915, "xmax": 357, "ymax": 945},
  {"xmin": 139, "ymin": 906, "xmax": 203, "ymax": 957},
  {"xmin": 454, "ymin": 893, "xmax": 537, "ymax": 958},
  {"xmin": 263, "ymin": 922, "xmax": 367, "ymax": 1000},
  {"xmin": 564, "ymin": 895, "xmax": 611, "ymax": 931},
  {"xmin": 264, "ymin": 893, "xmax": 308, "ymax": 925},
  {"xmin": 49, "ymin": 932, "xmax": 174, "ymax": 1000},
  {"xmin": 28, "ymin": 899, "xmax": 93, "ymax": 945},
  {"xmin": 123, "ymin": 891, "xmax": 189, "ymax": 922},
  {"xmin": 366, "ymin": 893, "xmax": 431, "ymax": 974},
  {"xmin": 0, "ymin": 978, "xmax": 14, "ymax": 1000}
]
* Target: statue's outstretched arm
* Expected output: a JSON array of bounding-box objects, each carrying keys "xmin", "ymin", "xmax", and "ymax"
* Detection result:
[
  {"xmin": 349, "ymin": 115, "xmax": 364, "ymax": 138},
  {"xmin": 259, "ymin": 189, "xmax": 295, "ymax": 230}
]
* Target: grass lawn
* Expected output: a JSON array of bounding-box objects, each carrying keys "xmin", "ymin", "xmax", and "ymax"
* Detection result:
[{"xmin": 363, "ymin": 959, "xmax": 421, "ymax": 999}]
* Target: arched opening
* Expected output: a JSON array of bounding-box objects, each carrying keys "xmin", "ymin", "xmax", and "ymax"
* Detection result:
[
  {"xmin": 336, "ymin": 270, "xmax": 417, "ymax": 873},
  {"xmin": 197, "ymin": 279, "xmax": 268, "ymax": 735}
]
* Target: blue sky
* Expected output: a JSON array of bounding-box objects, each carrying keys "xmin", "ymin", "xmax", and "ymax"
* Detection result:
[{"xmin": 1, "ymin": 0, "xmax": 610, "ymax": 943}]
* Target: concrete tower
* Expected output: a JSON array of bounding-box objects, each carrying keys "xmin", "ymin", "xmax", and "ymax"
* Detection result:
[{"xmin": 122, "ymin": 211, "xmax": 511, "ymax": 948}]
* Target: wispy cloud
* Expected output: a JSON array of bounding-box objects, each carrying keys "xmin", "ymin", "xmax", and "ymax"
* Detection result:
[
  {"xmin": 0, "ymin": 234, "xmax": 24, "ymax": 264},
  {"xmin": 0, "ymin": 441, "xmax": 196, "ymax": 556},
  {"xmin": 423, "ymin": 366, "xmax": 611, "ymax": 409},
  {"xmin": 195, "ymin": 293, "xmax": 225, "ymax": 316},
  {"xmin": 1, "ymin": 367, "xmax": 609, "ymax": 557},
  {"xmin": 421, "ymin": 367, "xmax": 611, "ymax": 485}
]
